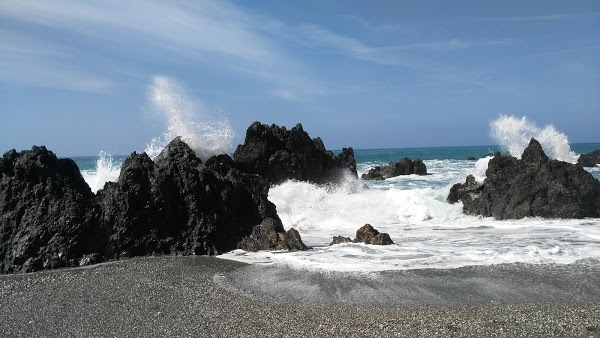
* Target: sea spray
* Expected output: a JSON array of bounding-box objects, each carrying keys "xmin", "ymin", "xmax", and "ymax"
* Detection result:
[
  {"xmin": 490, "ymin": 115, "xmax": 576, "ymax": 162},
  {"xmin": 81, "ymin": 150, "xmax": 122, "ymax": 193},
  {"xmin": 145, "ymin": 75, "xmax": 234, "ymax": 161}
]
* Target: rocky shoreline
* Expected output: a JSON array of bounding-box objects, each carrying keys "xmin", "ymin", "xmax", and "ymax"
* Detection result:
[
  {"xmin": 1, "ymin": 256, "xmax": 598, "ymax": 337},
  {"xmin": 0, "ymin": 122, "xmax": 357, "ymax": 274}
]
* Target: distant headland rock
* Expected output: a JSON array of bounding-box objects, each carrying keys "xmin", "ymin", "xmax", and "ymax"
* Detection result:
[
  {"xmin": 3, "ymin": 121, "xmax": 361, "ymax": 273},
  {"xmin": 577, "ymin": 149, "xmax": 600, "ymax": 167},
  {"xmin": 233, "ymin": 122, "xmax": 357, "ymax": 185},
  {"xmin": 448, "ymin": 138, "xmax": 600, "ymax": 219},
  {"xmin": 361, "ymin": 157, "xmax": 427, "ymax": 180}
]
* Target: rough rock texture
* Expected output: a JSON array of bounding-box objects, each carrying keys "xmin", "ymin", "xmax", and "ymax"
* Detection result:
[
  {"xmin": 329, "ymin": 236, "xmax": 352, "ymax": 246},
  {"xmin": 448, "ymin": 139, "xmax": 600, "ymax": 219},
  {"xmin": 0, "ymin": 147, "xmax": 107, "ymax": 273},
  {"xmin": 238, "ymin": 218, "xmax": 307, "ymax": 252},
  {"xmin": 97, "ymin": 137, "xmax": 298, "ymax": 258},
  {"xmin": 330, "ymin": 224, "xmax": 394, "ymax": 246},
  {"xmin": 1, "ymin": 137, "xmax": 308, "ymax": 273},
  {"xmin": 233, "ymin": 122, "xmax": 357, "ymax": 185},
  {"xmin": 354, "ymin": 224, "xmax": 394, "ymax": 245},
  {"xmin": 361, "ymin": 158, "xmax": 427, "ymax": 180},
  {"xmin": 577, "ymin": 150, "xmax": 600, "ymax": 167}
]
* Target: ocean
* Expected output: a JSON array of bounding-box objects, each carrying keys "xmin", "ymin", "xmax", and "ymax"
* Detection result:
[{"xmin": 72, "ymin": 142, "xmax": 600, "ymax": 273}]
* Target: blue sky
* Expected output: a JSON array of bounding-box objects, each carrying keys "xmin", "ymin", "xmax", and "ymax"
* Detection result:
[{"xmin": 1, "ymin": 0, "xmax": 599, "ymax": 156}]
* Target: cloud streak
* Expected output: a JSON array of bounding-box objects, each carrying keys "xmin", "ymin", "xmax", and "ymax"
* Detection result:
[{"xmin": 0, "ymin": 0, "xmax": 322, "ymax": 98}]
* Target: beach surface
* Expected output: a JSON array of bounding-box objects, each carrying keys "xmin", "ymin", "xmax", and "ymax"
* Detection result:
[{"xmin": 1, "ymin": 256, "xmax": 599, "ymax": 337}]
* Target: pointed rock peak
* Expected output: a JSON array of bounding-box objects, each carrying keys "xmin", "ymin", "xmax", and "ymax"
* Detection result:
[
  {"xmin": 155, "ymin": 137, "xmax": 200, "ymax": 164},
  {"xmin": 521, "ymin": 138, "xmax": 548, "ymax": 164}
]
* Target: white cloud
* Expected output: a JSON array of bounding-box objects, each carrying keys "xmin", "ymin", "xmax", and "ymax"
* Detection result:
[{"xmin": 0, "ymin": 0, "xmax": 322, "ymax": 99}]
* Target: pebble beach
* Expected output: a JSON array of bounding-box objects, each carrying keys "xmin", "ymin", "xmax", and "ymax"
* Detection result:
[{"xmin": 1, "ymin": 256, "xmax": 599, "ymax": 337}]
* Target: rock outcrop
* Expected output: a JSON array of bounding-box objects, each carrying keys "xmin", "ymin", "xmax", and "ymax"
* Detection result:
[
  {"xmin": 329, "ymin": 224, "xmax": 394, "ymax": 246},
  {"xmin": 448, "ymin": 139, "xmax": 600, "ymax": 219},
  {"xmin": 578, "ymin": 150, "xmax": 600, "ymax": 167},
  {"xmin": 97, "ymin": 137, "xmax": 296, "ymax": 258},
  {"xmin": 1, "ymin": 137, "xmax": 308, "ymax": 274},
  {"xmin": 361, "ymin": 157, "xmax": 427, "ymax": 180},
  {"xmin": 0, "ymin": 147, "xmax": 107, "ymax": 273},
  {"xmin": 233, "ymin": 122, "xmax": 357, "ymax": 185}
]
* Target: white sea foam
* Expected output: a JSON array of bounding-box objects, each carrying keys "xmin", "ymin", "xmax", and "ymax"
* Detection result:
[
  {"xmin": 490, "ymin": 115, "xmax": 577, "ymax": 162},
  {"xmin": 220, "ymin": 156, "xmax": 600, "ymax": 272},
  {"xmin": 145, "ymin": 75, "xmax": 234, "ymax": 161},
  {"xmin": 81, "ymin": 150, "xmax": 121, "ymax": 193}
]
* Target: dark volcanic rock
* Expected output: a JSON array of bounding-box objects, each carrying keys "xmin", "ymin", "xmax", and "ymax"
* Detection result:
[
  {"xmin": 449, "ymin": 139, "xmax": 600, "ymax": 219},
  {"xmin": 354, "ymin": 224, "xmax": 394, "ymax": 245},
  {"xmin": 578, "ymin": 150, "xmax": 600, "ymax": 167},
  {"xmin": 233, "ymin": 122, "xmax": 357, "ymax": 185},
  {"xmin": 1, "ymin": 136, "xmax": 308, "ymax": 274},
  {"xmin": 98, "ymin": 137, "xmax": 302, "ymax": 258},
  {"xmin": 329, "ymin": 236, "xmax": 352, "ymax": 246},
  {"xmin": 0, "ymin": 147, "xmax": 108, "ymax": 273},
  {"xmin": 238, "ymin": 218, "xmax": 307, "ymax": 252},
  {"xmin": 361, "ymin": 157, "xmax": 427, "ymax": 180}
]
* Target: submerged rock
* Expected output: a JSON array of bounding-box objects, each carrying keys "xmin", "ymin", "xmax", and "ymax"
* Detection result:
[
  {"xmin": 361, "ymin": 157, "xmax": 427, "ymax": 180},
  {"xmin": 330, "ymin": 224, "xmax": 394, "ymax": 246},
  {"xmin": 448, "ymin": 138, "xmax": 600, "ymax": 219},
  {"xmin": 578, "ymin": 150, "xmax": 600, "ymax": 167},
  {"xmin": 329, "ymin": 236, "xmax": 352, "ymax": 245},
  {"xmin": 233, "ymin": 122, "xmax": 357, "ymax": 185},
  {"xmin": 0, "ymin": 147, "xmax": 107, "ymax": 273}
]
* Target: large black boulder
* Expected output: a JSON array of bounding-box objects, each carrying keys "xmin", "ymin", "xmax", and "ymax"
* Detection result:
[
  {"xmin": 1, "ymin": 137, "xmax": 308, "ymax": 274},
  {"xmin": 361, "ymin": 157, "xmax": 427, "ymax": 180},
  {"xmin": 448, "ymin": 139, "xmax": 600, "ymax": 219},
  {"xmin": 578, "ymin": 150, "xmax": 600, "ymax": 167},
  {"xmin": 0, "ymin": 147, "xmax": 108, "ymax": 273},
  {"xmin": 233, "ymin": 122, "xmax": 357, "ymax": 185},
  {"xmin": 97, "ymin": 137, "xmax": 299, "ymax": 258}
]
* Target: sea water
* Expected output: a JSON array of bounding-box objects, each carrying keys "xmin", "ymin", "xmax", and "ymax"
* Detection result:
[{"xmin": 71, "ymin": 78, "xmax": 600, "ymax": 272}]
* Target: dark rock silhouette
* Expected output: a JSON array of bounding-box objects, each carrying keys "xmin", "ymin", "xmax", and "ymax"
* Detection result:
[
  {"xmin": 361, "ymin": 157, "xmax": 427, "ymax": 180},
  {"xmin": 578, "ymin": 150, "xmax": 600, "ymax": 167},
  {"xmin": 1, "ymin": 136, "xmax": 308, "ymax": 274},
  {"xmin": 233, "ymin": 122, "xmax": 357, "ymax": 185},
  {"xmin": 0, "ymin": 147, "xmax": 107, "ymax": 273},
  {"xmin": 448, "ymin": 139, "xmax": 600, "ymax": 219},
  {"xmin": 329, "ymin": 236, "xmax": 352, "ymax": 245},
  {"xmin": 330, "ymin": 224, "xmax": 394, "ymax": 246},
  {"xmin": 97, "ymin": 137, "xmax": 294, "ymax": 258}
]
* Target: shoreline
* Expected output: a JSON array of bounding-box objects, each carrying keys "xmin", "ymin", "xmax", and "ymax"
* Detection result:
[{"xmin": 1, "ymin": 256, "xmax": 599, "ymax": 337}]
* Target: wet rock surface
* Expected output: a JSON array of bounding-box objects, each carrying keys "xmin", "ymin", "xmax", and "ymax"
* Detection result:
[
  {"xmin": 330, "ymin": 224, "xmax": 394, "ymax": 246},
  {"xmin": 361, "ymin": 157, "xmax": 427, "ymax": 180},
  {"xmin": 449, "ymin": 138, "xmax": 600, "ymax": 219},
  {"xmin": 233, "ymin": 122, "xmax": 357, "ymax": 185}
]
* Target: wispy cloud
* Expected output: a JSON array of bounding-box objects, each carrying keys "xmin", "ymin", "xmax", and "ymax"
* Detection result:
[
  {"xmin": 0, "ymin": 0, "xmax": 323, "ymax": 99},
  {"xmin": 482, "ymin": 12, "xmax": 600, "ymax": 22}
]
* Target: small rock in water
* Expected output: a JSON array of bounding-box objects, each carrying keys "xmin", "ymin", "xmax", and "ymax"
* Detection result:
[{"xmin": 330, "ymin": 224, "xmax": 394, "ymax": 246}]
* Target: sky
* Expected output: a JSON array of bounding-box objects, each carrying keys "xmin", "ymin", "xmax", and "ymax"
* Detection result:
[{"xmin": 1, "ymin": 0, "xmax": 599, "ymax": 156}]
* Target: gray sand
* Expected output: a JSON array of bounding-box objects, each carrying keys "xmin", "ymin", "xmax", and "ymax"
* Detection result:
[{"xmin": 1, "ymin": 256, "xmax": 599, "ymax": 337}]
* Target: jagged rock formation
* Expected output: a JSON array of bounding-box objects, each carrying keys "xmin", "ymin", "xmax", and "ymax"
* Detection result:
[
  {"xmin": 233, "ymin": 122, "xmax": 357, "ymax": 185},
  {"xmin": 448, "ymin": 139, "xmax": 600, "ymax": 219},
  {"xmin": 97, "ymin": 137, "xmax": 295, "ymax": 258},
  {"xmin": 361, "ymin": 158, "xmax": 427, "ymax": 180},
  {"xmin": 578, "ymin": 150, "xmax": 600, "ymax": 167},
  {"xmin": 329, "ymin": 224, "xmax": 394, "ymax": 246},
  {"xmin": 0, "ymin": 137, "xmax": 308, "ymax": 274},
  {"xmin": 0, "ymin": 147, "xmax": 107, "ymax": 273}
]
